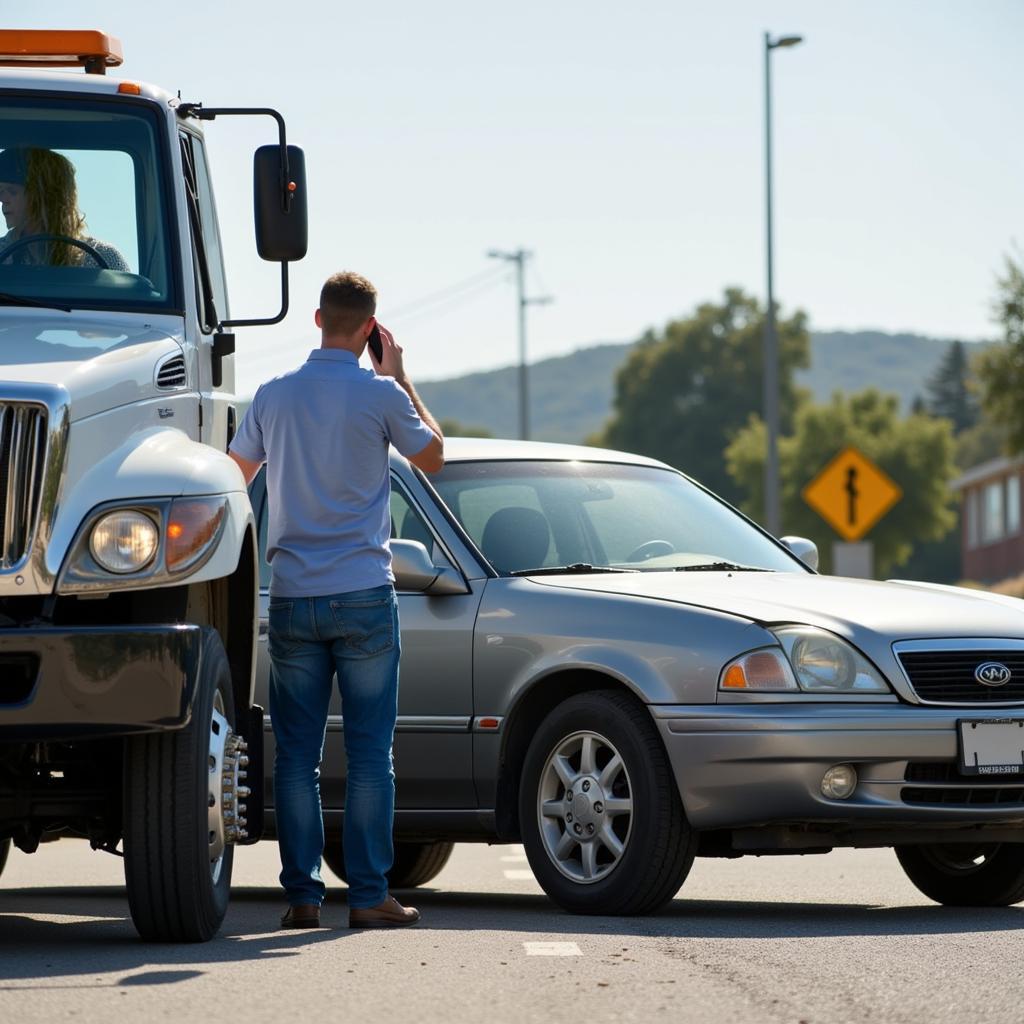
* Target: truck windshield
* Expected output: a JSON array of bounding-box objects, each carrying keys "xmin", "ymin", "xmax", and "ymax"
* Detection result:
[{"xmin": 0, "ymin": 95, "xmax": 177, "ymax": 314}]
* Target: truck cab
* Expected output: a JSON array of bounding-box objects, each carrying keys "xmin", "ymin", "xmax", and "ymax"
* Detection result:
[{"xmin": 0, "ymin": 29, "xmax": 307, "ymax": 941}]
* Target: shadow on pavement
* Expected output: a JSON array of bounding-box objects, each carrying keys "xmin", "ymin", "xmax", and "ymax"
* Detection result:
[{"xmin": 3, "ymin": 881, "xmax": 1023, "ymax": 985}]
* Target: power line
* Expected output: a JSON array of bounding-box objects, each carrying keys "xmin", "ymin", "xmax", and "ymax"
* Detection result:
[{"xmin": 385, "ymin": 266, "xmax": 508, "ymax": 321}]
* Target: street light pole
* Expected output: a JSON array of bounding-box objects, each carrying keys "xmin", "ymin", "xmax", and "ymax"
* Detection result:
[
  {"xmin": 487, "ymin": 248, "xmax": 552, "ymax": 440},
  {"xmin": 763, "ymin": 31, "xmax": 802, "ymax": 537}
]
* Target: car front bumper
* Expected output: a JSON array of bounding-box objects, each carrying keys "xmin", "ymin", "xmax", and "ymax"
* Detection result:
[
  {"xmin": 0, "ymin": 625, "xmax": 202, "ymax": 741},
  {"xmin": 653, "ymin": 703, "xmax": 1024, "ymax": 834}
]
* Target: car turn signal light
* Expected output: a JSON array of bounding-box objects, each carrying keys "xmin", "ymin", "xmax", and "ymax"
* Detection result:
[
  {"xmin": 720, "ymin": 649, "xmax": 798, "ymax": 691},
  {"xmin": 166, "ymin": 497, "xmax": 227, "ymax": 573}
]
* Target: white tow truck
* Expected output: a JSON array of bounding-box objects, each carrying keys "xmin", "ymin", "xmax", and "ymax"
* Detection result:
[{"xmin": 0, "ymin": 29, "xmax": 307, "ymax": 941}]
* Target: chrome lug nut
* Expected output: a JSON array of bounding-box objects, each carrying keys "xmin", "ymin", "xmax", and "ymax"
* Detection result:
[
  {"xmin": 586, "ymin": 824, "xmax": 595, "ymax": 835},
  {"xmin": 582, "ymin": 780, "xmax": 591, "ymax": 792},
  {"xmin": 594, "ymin": 801, "xmax": 603, "ymax": 813},
  {"xmin": 573, "ymin": 823, "xmax": 582, "ymax": 835},
  {"xmin": 566, "ymin": 812, "xmax": 573, "ymax": 823},
  {"xmin": 566, "ymin": 791, "xmax": 573, "ymax": 800},
  {"xmin": 237, "ymin": 786, "xmax": 251, "ymax": 799}
]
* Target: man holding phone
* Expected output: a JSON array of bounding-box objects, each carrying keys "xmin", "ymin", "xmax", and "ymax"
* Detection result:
[{"xmin": 228, "ymin": 271, "xmax": 444, "ymax": 930}]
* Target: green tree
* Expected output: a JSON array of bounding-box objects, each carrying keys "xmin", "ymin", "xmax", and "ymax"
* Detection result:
[
  {"xmin": 725, "ymin": 390, "xmax": 957, "ymax": 576},
  {"xmin": 976, "ymin": 255, "xmax": 1024, "ymax": 452},
  {"xmin": 438, "ymin": 418, "xmax": 492, "ymax": 438},
  {"xmin": 925, "ymin": 340, "xmax": 978, "ymax": 433},
  {"xmin": 598, "ymin": 288, "xmax": 809, "ymax": 502}
]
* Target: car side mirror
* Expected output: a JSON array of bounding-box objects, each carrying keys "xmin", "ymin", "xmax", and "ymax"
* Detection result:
[
  {"xmin": 781, "ymin": 536, "xmax": 819, "ymax": 571},
  {"xmin": 254, "ymin": 144, "xmax": 308, "ymax": 262},
  {"xmin": 391, "ymin": 539, "xmax": 467, "ymax": 595}
]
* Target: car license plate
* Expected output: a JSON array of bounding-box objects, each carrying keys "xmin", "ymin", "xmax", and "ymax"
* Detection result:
[{"xmin": 958, "ymin": 719, "xmax": 1024, "ymax": 776}]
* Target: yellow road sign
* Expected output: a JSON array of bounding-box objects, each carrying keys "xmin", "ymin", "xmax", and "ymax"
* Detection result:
[{"xmin": 802, "ymin": 447, "xmax": 902, "ymax": 542}]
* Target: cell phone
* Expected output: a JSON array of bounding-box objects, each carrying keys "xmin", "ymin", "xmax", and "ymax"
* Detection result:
[{"xmin": 367, "ymin": 324, "xmax": 383, "ymax": 365}]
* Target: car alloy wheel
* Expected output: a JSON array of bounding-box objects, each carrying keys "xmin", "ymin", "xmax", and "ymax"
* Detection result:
[{"xmin": 537, "ymin": 730, "xmax": 633, "ymax": 884}]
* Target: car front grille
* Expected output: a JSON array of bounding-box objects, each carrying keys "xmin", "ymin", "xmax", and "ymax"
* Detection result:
[
  {"xmin": 897, "ymin": 649, "xmax": 1024, "ymax": 704},
  {"xmin": 902, "ymin": 761, "xmax": 1024, "ymax": 807},
  {"xmin": 0, "ymin": 403, "xmax": 47, "ymax": 569}
]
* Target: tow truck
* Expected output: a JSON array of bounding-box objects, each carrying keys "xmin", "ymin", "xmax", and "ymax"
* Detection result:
[{"xmin": 0, "ymin": 29, "xmax": 307, "ymax": 941}]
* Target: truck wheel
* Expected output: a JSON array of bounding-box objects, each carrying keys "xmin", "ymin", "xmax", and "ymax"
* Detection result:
[
  {"xmin": 518, "ymin": 689, "xmax": 696, "ymax": 916},
  {"xmin": 895, "ymin": 843, "xmax": 1024, "ymax": 906},
  {"xmin": 0, "ymin": 838, "xmax": 9, "ymax": 879},
  {"xmin": 124, "ymin": 627, "xmax": 248, "ymax": 942},
  {"xmin": 322, "ymin": 839, "xmax": 455, "ymax": 888}
]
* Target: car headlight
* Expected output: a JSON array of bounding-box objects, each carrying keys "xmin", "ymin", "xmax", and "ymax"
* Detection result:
[
  {"xmin": 774, "ymin": 626, "xmax": 890, "ymax": 693},
  {"xmin": 89, "ymin": 510, "xmax": 159, "ymax": 574},
  {"xmin": 719, "ymin": 627, "xmax": 891, "ymax": 694}
]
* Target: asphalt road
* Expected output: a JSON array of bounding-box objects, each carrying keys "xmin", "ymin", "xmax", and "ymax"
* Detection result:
[{"xmin": 1, "ymin": 838, "xmax": 1022, "ymax": 1023}]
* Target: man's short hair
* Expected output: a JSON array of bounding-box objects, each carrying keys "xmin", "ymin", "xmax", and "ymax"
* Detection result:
[{"xmin": 319, "ymin": 271, "xmax": 377, "ymax": 336}]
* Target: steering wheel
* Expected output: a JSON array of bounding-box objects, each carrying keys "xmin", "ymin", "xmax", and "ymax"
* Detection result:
[
  {"xmin": 625, "ymin": 539, "xmax": 675, "ymax": 562},
  {"xmin": 0, "ymin": 233, "xmax": 110, "ymax": 269}
]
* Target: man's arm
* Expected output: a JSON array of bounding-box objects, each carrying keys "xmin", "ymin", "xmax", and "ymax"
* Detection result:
[
  {"xmin": 372, "ymin": 324, "xmax": 444, "ymax": 474},
  {"xmin": 229, "ymin": 450, "xmax": 263, "ymax": 486}
]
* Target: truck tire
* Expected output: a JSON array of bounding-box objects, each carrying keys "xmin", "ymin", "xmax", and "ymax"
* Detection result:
[
  {"xmin": 123, "ymin": 627, "xmax": 240, "ymax": 942},
  {"xmin": 895, "ymin": 843, "xmax": 1024, "ymax": 906},
  {"xmin": 322, "ymin": 839, "xmax": 455, "ymax": 889},
  {"xmin": 519, "ymin": 689, "xmax": 696, "ymax": 916},
  {"xmin": 0, "ymin": 838, "xmax": 9, "ymax": 879}
]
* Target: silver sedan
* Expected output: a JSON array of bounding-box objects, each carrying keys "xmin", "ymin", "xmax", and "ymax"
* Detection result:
[{"xmin": 250, "ymin": 439, "xmax": 1024, "ymax": 914}]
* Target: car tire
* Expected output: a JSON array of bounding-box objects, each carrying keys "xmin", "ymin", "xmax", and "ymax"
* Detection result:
[
  {"xmin": 123, "ymin": 627, "xmax": 238, "ymax": 942},
  {"xmin": 322, "ymin": 839, "xmax": 455, "ymax": 889},
  {"xmin": 519, "ymin": 689, "xmax": 696, "ymax": 915},
  {"xmin": 0, "ymin": 837, "xmax": 9, "ymax": 879},
  {"xmin": 895, "ymin": 842, "xmax": 1024, "ymax": 906}
]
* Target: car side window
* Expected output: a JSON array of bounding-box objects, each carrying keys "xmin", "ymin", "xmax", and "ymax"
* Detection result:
[
  {"xmin": 390, "ymin": 480, "xmax": 438, "ymax": 557},
  {"xmin": 451, "ymin": 483, "xmax": 555, "ymax": 567}
]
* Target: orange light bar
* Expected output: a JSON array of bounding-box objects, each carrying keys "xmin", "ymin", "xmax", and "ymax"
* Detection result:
[
  {"xmin": 117, "ymin": 82, "xmax": 141, "ymax": 95},
  {"xmin": 0, "ymin": 30, "xmax": 123, "ymax": 73}
]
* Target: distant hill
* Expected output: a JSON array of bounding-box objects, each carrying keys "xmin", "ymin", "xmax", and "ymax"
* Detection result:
[{"xmin": 417, "ymin": 330, "xmax": 989, "ymax": 443}]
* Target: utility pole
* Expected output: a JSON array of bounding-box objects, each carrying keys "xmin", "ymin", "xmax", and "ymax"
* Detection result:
[
  {"xmin": 487, "ymin": 248, "xmax": 552, "ymax": 440},
  {"xmin": 762, "ymin": 31, "xmax": 803, "ymax": 536}
]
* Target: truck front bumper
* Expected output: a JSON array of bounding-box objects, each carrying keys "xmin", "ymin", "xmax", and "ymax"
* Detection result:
[
  {"xmin": 653, "ymin": 703, "xmax": 1024, "ymax": 835},
  {"xmin": 0, "ymin": 625, "xmax": 201, "ymax": 741}
]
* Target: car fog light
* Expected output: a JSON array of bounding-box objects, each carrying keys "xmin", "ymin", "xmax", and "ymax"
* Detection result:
[
  {"xmin": 821, "ymin": 764, "xmax": 858, "ymax": 800},
  {"xmin": 89, "ymin": 510, "xmax": 159, "ymax": 574}
]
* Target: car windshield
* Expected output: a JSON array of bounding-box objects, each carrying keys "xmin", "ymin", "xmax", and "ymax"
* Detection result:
[
  {"xmin": 0, "ymin": 95, "xmax": 177, "ymax": 314},
  {"xmin": 430, "ymin": 460, "xmax": 807, "ymax": 575}
]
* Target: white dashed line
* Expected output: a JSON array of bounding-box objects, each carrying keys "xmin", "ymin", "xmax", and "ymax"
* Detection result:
[
  {"xmin": 503, "ymin": 869, "xmax": 535, "ymax": 880},
  {"xmin": 523, "ymin": 942, "xmax": 583, "ymax": 957},
  {"xmin": 500, "ymin": 854, "xmax": 529, "ymax": 863}
]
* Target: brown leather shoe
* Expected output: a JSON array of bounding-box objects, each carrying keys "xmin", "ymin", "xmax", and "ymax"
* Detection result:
[
  {"xmin": 348, "ymin": 895, "xmax": 420, "ymax": 929},
  {"xmin": 280, "ymin": 904, "xmax": 321, "ymax": 929}
]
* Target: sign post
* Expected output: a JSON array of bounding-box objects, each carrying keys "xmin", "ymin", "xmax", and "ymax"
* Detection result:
[{"xmin": 802, "ymin": 447, "xmax": 902, "ymax": 578}]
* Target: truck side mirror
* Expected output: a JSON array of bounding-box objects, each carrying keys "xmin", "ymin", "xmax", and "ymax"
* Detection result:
[{"xmin": 253, "ymin": 144, "xmax": 308, "ymax": 262}]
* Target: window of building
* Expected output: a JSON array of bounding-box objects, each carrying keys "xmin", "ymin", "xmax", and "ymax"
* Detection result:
[
  {"xmin": 1007, "ymin": 475, "xmax": 1021, "ymax": 536},
  {"xmin": 967, "ymin": 489, "xmax": 980, "ymax": 550},
  {"xmin": 982, "ymin": 480, "xmax": 1005, "ymax": 544}
]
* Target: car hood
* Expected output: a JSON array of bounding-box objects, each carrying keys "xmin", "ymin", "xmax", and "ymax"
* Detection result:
[
  {"xmin": 0, "ymin": 312, "xmax": 184, "ymax": 421},
  {"xmin": 532, "ymin": 571, "xmax": 1024, "ymax": 643}
]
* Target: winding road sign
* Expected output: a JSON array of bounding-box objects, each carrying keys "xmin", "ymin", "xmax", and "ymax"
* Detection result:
[{"xmin": 802, "ymin": 447, "xmax": 902, "ymax": 542}]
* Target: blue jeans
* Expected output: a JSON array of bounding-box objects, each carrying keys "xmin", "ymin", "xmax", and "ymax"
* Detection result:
[{"xmin": 268, "ymin": 585, "xmax": 400, "ymax": 909}]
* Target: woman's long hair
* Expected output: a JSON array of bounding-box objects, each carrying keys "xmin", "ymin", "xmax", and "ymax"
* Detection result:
[{"xmin": 24, "ymin": 148, "xmax": 87, "ymax": 266}]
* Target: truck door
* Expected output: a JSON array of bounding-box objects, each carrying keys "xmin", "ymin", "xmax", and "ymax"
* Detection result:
[{"xmin": 254, "ymin": 470, "xmax": 479, "ymax": 815}]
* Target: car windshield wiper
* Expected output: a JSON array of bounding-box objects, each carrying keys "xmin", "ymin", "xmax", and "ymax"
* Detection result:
[
  {"xmin": 509, "ymin": 563, "xmax": 639, "ymax": 577},
  {"xmin": 0, "ymin": 292, "xmax": 71, "ymax": 313},
  {"xmin": 673, "ymin": 561, "xmax": 775, "ymax": 572}
]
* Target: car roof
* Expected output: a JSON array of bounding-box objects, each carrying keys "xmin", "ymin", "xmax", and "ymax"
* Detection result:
[{"xmin": 396, "ymin": 436, "xmax": 674, "ymax": 469}]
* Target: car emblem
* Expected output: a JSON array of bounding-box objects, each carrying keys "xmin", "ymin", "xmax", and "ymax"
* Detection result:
[{"xmin": 975, "ymin": 662, "xmax": 1012, "ymax": 687}]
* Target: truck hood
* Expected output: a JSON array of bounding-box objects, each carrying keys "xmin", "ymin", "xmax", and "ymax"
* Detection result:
[
  {"xmin": 0, "ymin": 312, "xmax": 185, "ymax": 421},
  {"xmin": 532, "ymin": 571, "xmax": 1024, "ymax": 643}
]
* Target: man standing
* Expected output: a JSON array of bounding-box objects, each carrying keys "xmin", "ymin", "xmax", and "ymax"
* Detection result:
[{"xmin": 228, "ymin": 271, "xmax": 444, "ymax": 929}]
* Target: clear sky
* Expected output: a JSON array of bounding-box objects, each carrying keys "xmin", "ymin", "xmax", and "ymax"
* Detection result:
[{"xmin": 11, "ymin": 2, "xmax": 1024, "ymax": 396}]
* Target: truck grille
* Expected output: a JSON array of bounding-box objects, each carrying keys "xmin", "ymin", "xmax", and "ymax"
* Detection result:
[
  {"xmin": 897, "ymin": 650, "xmax": 1024, "ymax": 704},
  {"xmin": 903, "ymin": 761, "xmax": 1024, "ymax": 807},
  {"xmin": 0, "ymin": 403, "xmax": 47, "ymax": 569}
]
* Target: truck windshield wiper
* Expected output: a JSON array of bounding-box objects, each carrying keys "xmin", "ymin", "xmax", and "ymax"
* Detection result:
[
  {"xmin": 509, "ymin": 563, "xmax": 639, "ymax": 577},
  {"xmin": 673, "ymin": 561, "xmax": 775, "ymax": 572},
  {"xmin": 0, "ymin": 292, "xmax": 71, "ymax": 313}
]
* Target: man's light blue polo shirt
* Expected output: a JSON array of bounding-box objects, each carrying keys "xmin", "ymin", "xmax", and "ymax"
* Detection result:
[{"xmin": 230, "ymin": 349, "xmax": 436, "ymax": 598}]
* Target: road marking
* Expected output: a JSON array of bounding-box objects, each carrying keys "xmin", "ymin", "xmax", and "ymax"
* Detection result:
[
  {"xmin": 523, "ymin": 942, "xmax": 582, "ymax": 957},
  {"xmin": 503, "ymin": 869, "xmax": 535, "ymax": 880},
  {"xmin": 500, "ymin": 854, "xmax": 529, "ymax": 863}
]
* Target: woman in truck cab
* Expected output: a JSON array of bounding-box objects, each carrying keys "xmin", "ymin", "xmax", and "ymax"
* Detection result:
[{"xmin": 0, "ymin": 146, "xmax": 129, "ymax": 270}]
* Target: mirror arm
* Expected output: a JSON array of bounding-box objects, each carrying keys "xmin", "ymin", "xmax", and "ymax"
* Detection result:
[
  {"xmin": 178, "ymin": 103, "xmax": 295, "ymax": 330},
  {"xmin": 426, "ymin": 568, "xmax": 470, "ymax": 596}
]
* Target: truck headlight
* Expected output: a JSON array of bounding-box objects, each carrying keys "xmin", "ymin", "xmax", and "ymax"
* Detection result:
[
  {"xmin": 773, "ymin": 626, "xmax": 890, "ymax": 693},
  {"xmin": 89, "ymin": 510, "xmax": 159, "ymax": 574}
]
